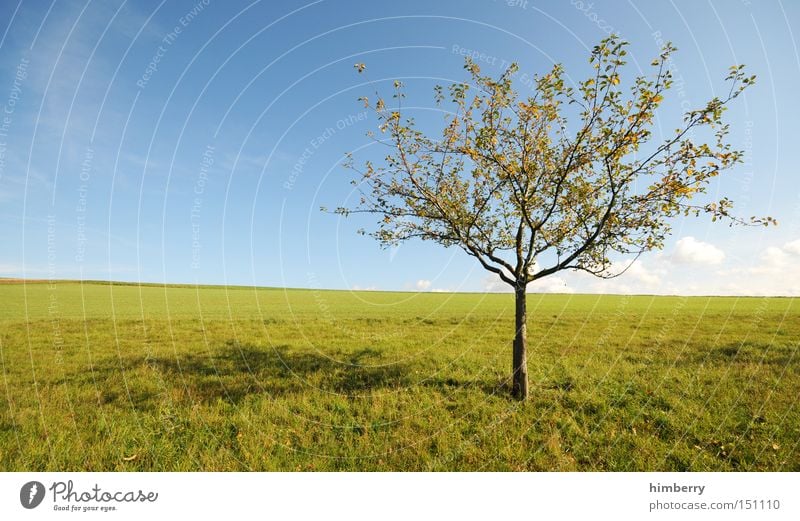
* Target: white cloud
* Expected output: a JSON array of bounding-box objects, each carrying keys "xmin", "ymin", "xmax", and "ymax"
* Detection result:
[
  {"xmin": 672, "ymin": 237, "xmax": 726, "ymax": 265},
  {"xmin": 783, "ymin": 239, "xmax": 800, "ymax": 256},
  {"xmin": 474, "ymin": 238, "xmax": 800, "ymax": 296},
  {"xmin": 622, "ymin": 259, "xmax": 663, "ymax": 286},
  {"xmin": 762, "ymin": 246, "xmax": 790, "ymax": 268},
  {"xmin": 713, "ymin": 238, "xmax": 800, "ymax": 296},
  {"xmin": 481, "ymin": 265, "xmax": 574, "ymax": 294},
  {"xmin": 482, "ymin": 270, "xmax": 512, "ymax": 293},
  {"xmin": 529, "ymin": 275, "xmax": 574, "ymax": 293},
  {"xmin": 584, "ymin": 259, "xmax": 665, "ymax": 294},
  {"xmin": 351, "ymin": 285, "xmax": 378, "ymax": 291},
  {"xmin": 415, "ymin": 279, "xmax": 432, "ymax": 290}
]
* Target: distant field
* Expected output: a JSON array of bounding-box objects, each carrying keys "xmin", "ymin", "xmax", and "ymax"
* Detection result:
[{"xmin": 0, "ymin": 280, "xmax": 797, "ymax": 471}]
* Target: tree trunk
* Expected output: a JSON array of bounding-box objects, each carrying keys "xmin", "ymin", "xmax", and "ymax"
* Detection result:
[{"xmin": 512, "ymin": 282, "xmax": 529, "ymax": 400}]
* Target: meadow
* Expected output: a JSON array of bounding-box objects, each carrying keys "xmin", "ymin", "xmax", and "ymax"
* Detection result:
[{"xmin": 0, "ymin": 280, "xmax": 797, "ymax": 471}]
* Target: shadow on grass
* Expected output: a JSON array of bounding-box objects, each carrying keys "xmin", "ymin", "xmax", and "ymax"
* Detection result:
[
  {"xmin": 693, "ymin": 342, "xmax": 799, "ymax": 367},
  {"xmin": 61, "ymin": 341, "xmax": 508, "ymax": 408}
]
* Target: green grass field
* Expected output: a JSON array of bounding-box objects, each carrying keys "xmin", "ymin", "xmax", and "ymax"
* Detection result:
[{"xmin": 0, "ymin": 280, "xmax": 797, "ymax": 471}]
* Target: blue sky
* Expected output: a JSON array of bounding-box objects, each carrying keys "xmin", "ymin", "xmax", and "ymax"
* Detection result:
[{"xmin": 0, "ymin": 0, "xmax": 799, "ymax": 295}]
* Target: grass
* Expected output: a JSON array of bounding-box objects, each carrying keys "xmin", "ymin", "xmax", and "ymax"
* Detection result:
[{"xmin": 0, "ymin": 280, "xmax": 798, "ymax": 471}]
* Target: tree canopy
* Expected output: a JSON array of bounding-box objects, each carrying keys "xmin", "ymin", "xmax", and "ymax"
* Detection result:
[{"xmin": 336, "ymin": 36, "xmax": 773, "ymax": 289}]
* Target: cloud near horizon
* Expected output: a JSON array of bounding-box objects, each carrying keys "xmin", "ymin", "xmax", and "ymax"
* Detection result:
[
  {"xmin": 474, "ymin": 236, "xmax": 800, "ymax": 297},
  {"xmin": 415, "ymin": 279, "xmax": 432, "ymax": 290},
  {"xmin": 671, "ymin": 237, "xmax": 726, "ymax": 265}
]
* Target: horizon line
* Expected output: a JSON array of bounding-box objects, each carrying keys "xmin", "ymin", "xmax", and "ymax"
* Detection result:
[{"xmin": 0, "ymin": 277, "xmax": 795, "ymax": 299}]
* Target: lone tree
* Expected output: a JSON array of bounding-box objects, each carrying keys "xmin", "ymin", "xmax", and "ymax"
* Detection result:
[{"xmin": 333, "ymin": 36, "xmax": 774, "ymax": 400}]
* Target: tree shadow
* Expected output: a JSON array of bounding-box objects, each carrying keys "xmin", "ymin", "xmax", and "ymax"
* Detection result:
[
  {"xmin": 173, "ymin": 342, "xmax": 419, "ymax": 403},
  {"xmin": 59, "ymin": 341, "xmax": 512, "ymax": 409},
  {"xmin": 64, "ymin": 343, "xmax": 411, "ymax": 408},
  {"xmin": 689, "ymin": 342, "xmax": 799, "ymax": 367}
]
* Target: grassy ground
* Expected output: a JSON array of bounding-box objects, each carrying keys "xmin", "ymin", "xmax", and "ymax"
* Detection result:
[{"xmin": 0, "ymin": 280, "xmax": 797, "ymax": 471}]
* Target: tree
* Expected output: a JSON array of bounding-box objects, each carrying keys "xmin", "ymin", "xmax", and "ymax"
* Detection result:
[{"xmin": 332, "ymin": 36, "xmax": 775, "ymax": 400}]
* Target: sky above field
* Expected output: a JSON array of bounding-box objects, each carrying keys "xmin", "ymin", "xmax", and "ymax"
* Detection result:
[{"xmin": 0, "ymin": 0, "xmax": 799, "ymax": 295}]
